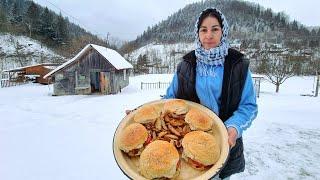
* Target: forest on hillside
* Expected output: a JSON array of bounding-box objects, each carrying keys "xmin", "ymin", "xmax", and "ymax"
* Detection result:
[
  {"xmin": 0, "ymin": 0, "xmax": 116, "ymax": 58},
  {"xmin": 121, "ymin": 0, "xmax": 320, "ymax": 54}
]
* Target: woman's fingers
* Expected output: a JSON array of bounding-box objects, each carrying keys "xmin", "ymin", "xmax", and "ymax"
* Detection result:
[
  {"xmin": 227, "ymin": 127, "xmax": 238, "ymax": 148},
  {"xmin": 125, "ymin": 110, "xmax": 132, "ymax": 115}
]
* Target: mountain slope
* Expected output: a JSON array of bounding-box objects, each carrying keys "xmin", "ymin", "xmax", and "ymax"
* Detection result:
[
  {"xmin": 0, "ymin": 0, "xmax": 114, "ymax": 58},
  {"xmin": 0, "ymin": 33, "xmax": 64, "ymax": 71},
  {"xmin": 121, "ymin": 0, "xmax": 320, "ymax": 52}
]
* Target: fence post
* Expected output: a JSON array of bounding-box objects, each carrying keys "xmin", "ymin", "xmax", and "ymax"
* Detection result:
[
  {"xmin": 159, "ymin": 81, "xmax": 161, "ymax": 88},
  {"xmin": 141, "ymin": 82, "xmax": 143, "ymax": 90},
  {"xmin": 315, "ymin": 72, "xmax": 319, "ymax": 97}
]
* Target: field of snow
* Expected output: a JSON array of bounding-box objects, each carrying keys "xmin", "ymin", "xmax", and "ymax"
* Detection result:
[{"xmin": 0, "ymin": 75, "xmax": 319, "ymax": 180}]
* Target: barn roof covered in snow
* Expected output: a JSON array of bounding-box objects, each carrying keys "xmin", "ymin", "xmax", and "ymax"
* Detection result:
[{"xmin": 44, "ymin": 44, "xmax": 133, "ymax": 78}]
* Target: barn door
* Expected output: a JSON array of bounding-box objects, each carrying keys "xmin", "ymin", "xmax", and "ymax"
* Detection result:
[
  {"xmin": 100, "ymin": 72, "xmax": 106, "ymax": 93},
  {"xmin": 67, "ymin": 71, "xmax": 75, "ymax": 94},
  {"xmin": 90, "ymin": 72, "xmax": 100, "ymax": 93},
  {"xmin": 105, "ymin": 72, "xmax": 111, "ymax": 94},
  {"xmin": 100, "ymin": 72, "xmax": 111, "ymax": 94}
]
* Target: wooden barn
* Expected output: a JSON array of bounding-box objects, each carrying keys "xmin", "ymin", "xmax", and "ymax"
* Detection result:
[
  {"xmin": 44, "ymin": 44, "xmax": 133, "ymax": 96},
  {"xmin": 1, "ymin": 63, "xmax": 60, "ymax": 87}
]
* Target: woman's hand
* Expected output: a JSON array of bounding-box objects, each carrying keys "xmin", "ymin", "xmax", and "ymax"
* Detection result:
[{"xmin": 227, "ymin": 127, "xmax": 238, "ymax": 148}]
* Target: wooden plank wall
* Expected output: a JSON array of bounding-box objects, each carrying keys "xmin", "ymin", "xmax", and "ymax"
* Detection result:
[{"xmin": 53, "ymin": 49, "xmax": 130, "ymax": 95}]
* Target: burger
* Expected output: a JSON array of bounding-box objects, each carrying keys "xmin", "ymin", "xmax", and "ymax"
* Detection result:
[
  {"xmin": 185, "ymin": 108, "xmax": 214, "ymax": 131},
  {"xmin": 162, "ymin": 99, "xmax": 189, "ymax": 120},
  {"xmin": 139, "ymin": 140, "xmax": 180, "ymax": 179},
  {"xmin": 118, "ymin": 123, "xmax": 151, "ymax": 157},
  {"xmin": 181, "ymin": 131, "xmax": 220, "ymax": 170},
  {"xmin": 134, "ymin": 105, "xmax": 160, "ymax": 130}
]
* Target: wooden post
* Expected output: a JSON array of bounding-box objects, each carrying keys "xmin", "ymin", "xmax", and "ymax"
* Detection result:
[
  {"xmin": 8, "ymin": 72, "xmax": 11, "ymax": 87},
  {"xmin": 141, "ymin": 82, "xmax": 143, "ymax": 90},
  {"xmin": 315, "ymin": 71, "xmax": 319, "ymax": 97},
  {"xmin": 258, "ymin": 78, "xmax": 261, "ymax": 98}
]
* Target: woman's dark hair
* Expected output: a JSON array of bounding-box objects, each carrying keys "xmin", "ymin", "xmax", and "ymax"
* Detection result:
[{"xmin": 197, "ymin": 8, "xmax": 223, "ymax": 32}]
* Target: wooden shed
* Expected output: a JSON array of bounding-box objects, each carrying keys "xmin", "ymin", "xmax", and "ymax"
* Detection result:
[
  {"xmin": 1, "ymin": 63, "xmax": 60, "ymax": 87},
  {"xmin": 44, "ymin": 44, "xmax": 133, "ymax": 96}
]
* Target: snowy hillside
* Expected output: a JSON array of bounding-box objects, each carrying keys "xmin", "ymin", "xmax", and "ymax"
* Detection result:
[
  {"xmin": 0, "ymin": 33, "xmax": 64, "ymax": 71},
  {"xmin": 0, "ymin": 75, "xmax": 319, "ymax": 180},
  {"xmin": 126, "ymin": 42, "xmax": 251, "ymax": 73},
  {"xmin": 125, "ymin": 42, "xmax": 194, "ymax": 72}
]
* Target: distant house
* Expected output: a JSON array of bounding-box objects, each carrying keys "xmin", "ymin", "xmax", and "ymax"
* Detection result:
[
  {"xmin": 1, "ymin": 63, "xmax": 60, "ymax": 88},
  {"xmin": 44, "ymin": 44, "xmax": 133, "ymax": 96}
]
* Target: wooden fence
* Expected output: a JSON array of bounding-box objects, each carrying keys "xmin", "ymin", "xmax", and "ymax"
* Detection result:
[
  {"xmin": 1, "ymin": 79, "xmax": 28, "ymax": 88},
  {"xmin": 141, "ymin": 76, "xmax": 263, "ymax": 98},
  {"xmin": 252, "ymin": 76, "xmax": 263, "ymax": 98},
  {"xmin": 141, "ymin": 82, "xmax": 171, "ymax": 90}
]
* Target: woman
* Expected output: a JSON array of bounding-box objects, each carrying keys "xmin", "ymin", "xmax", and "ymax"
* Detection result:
[{"xmin": 164, "ymin": 8, "xmax": 258, "ymax": 179}]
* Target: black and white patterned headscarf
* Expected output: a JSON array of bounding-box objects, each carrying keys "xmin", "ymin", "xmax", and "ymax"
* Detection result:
[{"xmin": 195, "ymin": 8, "xmax": 230, "ymax": 74}]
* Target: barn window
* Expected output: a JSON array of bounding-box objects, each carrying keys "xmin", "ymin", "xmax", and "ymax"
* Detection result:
[
  {"xmin": 123, "ymin": 69, "xmax": 126, "ymax": 80},
  {"xmin": 79, "ymin": 75, "xmax": 86, "ymax": 80}
]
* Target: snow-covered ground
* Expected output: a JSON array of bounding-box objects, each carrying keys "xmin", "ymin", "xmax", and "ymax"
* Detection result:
[{"xmin": 0, "ymin": 75, "xmax": 319, "ymax": 180}]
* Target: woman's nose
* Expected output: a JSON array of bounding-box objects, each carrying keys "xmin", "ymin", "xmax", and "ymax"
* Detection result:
[{"xmin": 206, "ymin": 31, "xmax": 214, "ymax": 39}]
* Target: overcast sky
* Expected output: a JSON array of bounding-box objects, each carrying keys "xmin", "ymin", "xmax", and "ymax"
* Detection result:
[{"xmin": 34, "ymin": 0, "xmax": 320, "ymax": 41}]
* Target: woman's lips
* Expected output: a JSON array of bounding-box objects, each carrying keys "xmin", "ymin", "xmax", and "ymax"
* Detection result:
[{"xmin": 205, "ymin": 42, "xmax": 215, "ymax": 45}]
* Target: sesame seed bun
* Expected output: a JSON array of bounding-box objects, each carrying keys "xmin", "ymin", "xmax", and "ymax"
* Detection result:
[
  {"xmin": 139, "ymin": 140, "xmax": 180, "ymax": 179},
  {"xmin": 118, "ymin": 123, "xmax": 148, "ymax": 152},
  {"xmin": 182, "ymin": 131, "xmax": 220, "ymax": 166},
  {"xmin": 185, "ymin": 108, "xmax": 214, "ymax": 131},
  {"xmin": 133, "ymin": 105, "xmax": 159, "ymax": 124},
  {"xmin": 162, "ymin": 99, "xmax": 189, "ymax": 116}
]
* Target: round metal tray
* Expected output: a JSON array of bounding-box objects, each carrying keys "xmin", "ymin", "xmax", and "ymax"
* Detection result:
[{"xmin": 113, "ymin": 99, "xmax": 229, "ymax": 180}]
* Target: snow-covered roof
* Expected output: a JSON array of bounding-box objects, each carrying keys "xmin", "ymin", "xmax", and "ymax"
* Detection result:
[
  {"xmin": 2, "ymin": 63, "xmax": 60, "ymax": 73},
  {"xmin": 44, "ymin": 44, "xmax": 133, "ymax": 79}
]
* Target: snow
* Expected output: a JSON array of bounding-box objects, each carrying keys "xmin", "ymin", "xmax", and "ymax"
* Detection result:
[
  {"xmin": 0, "ymin": 75, "xmax": 319, "ymax": 180},
  {"xmin": 91, "ymin": 44, "xmax": 133, "ymax": 70},
  {"xmin": 44, "ymin": 44, "xmax": 133, "ymax": 79},
  {"xmin": 0, "ymin": 33, "xmax": 63, "ymax": 71},
  {"xmin": 126, "ymin": 42, "xmax": 194, "ymax": 72},
  {"xmin": 0, "ymin": 34, "xmax": 59, "ymax": 56},
  {"xmin": 129, "ymin": 43, "xmax": 194, "ymax": 61}
]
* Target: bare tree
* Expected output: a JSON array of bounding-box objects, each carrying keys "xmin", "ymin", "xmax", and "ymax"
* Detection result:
[
  {"xmin": 257, "ymin": 54, "xmax": 300, "ymax": 93},
  {"xmin": 0, "ymin": 48, "xmax": 6, "ymax": 72},
  {"xmin": 12, "ymin": 41, "xmax": 31, "ymax": 67},
  {"xmin": 310, "ymin": 52, "xmax": 320, "ymax": 97}
]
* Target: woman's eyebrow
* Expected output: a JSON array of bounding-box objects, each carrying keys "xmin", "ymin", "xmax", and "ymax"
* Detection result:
[
  {"xmin": 211, "ymin": 25, "xmax": 220, "ymax": 28},
  {"xmin": 200, "ymin": 25, "xmax": 220, "ymax": 29}
]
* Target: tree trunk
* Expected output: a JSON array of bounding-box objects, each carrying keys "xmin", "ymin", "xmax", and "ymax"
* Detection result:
[
  {"xmin": 276, "ymin": 83, "xmax": 280, "ymax": 93},
  {"xmin": 315, "ymin": 71, "xmax": 319, "ymax": 97}
]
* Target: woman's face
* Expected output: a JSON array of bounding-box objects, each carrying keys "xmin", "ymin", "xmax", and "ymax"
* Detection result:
[{"xmin": 198, "ymin": 16, "xmax": 222, "ymax": 50}]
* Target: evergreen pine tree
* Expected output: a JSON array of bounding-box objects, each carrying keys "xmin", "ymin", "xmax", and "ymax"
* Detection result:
[
  {"xmin": 1, "ymin": 0, "xmax": 7, "ymax": 14},
  {"xmin": 39, "ymin": 7, "xmax": 55, "ymax": 40},
  {"xmin": 0, "ymin": 9, "xmax": 7, "ymax": 32},
  {"xmin": 10, "ymin": 2, "xmax": 22, "ymax": 25},
  {"xmin": 25, "ymin": 1, "xmax": 40, "ymax": 37},
  {"xmin": 54, "ymin": 13, "xmax": 69, "ymax": 44}
]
